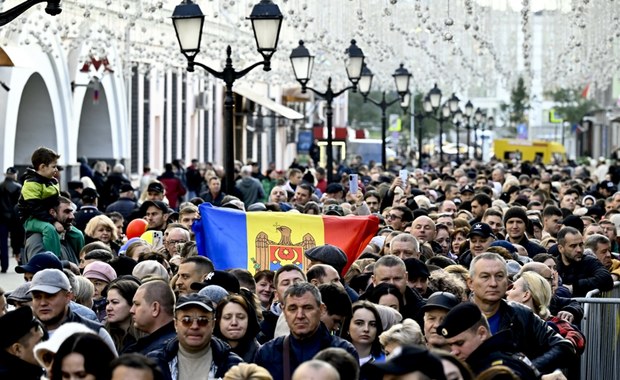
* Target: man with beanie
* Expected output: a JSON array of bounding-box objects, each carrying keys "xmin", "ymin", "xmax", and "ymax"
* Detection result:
[
  {"xmin": 0, "ymin": 307, "xmax": 45, "ymax": 379},
  {"xmin": 404, "ymin": 258, "xmax": 431, "ymax": 297},
  {"xmin": 437, "ymin": 302, "xmax": 540, "ymax": 379},
  {"xmin": 504, "ymin": 206, "xmax": 546, "ymax": 258}
]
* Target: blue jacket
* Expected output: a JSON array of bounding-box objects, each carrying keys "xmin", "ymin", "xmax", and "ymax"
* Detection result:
[
  {"xmin": 147, "ymin": 336, "xmax": 242, "ymax": 380},
  {"xmin": 255, "ymin": 324, "xmax": 358, "ymax": 380}
]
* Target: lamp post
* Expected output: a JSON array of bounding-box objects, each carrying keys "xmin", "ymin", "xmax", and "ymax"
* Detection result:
[
  {"xmin": 464, "ymin": 100, "xmax": 474, "ymax": 160},
  {"xmin": 423, "ymin": 84, "xmax": 460, "ymax": 163},
  {"xmin": 483, "ymin": 115, "xmax": 494, "ymax": 161},
  {"xmin": 171, "ymin": 0, "xmax": 283, "ymax": 194},
  {"xmin": 0, "ymin": 0, "xmax": 61, "ymax": 26},
  {"xmin": 447, "ymin": 93, "xmax": 460, "ymax": 163},
  {"xmin": 473, "ymin": 107, "xmax": 483, "ymax": 160},
  {"xmin": 400, "ymin": 93, "xmax": 426, "ymax": 169},
  {"xmin": 358, "ymin": 63, "xmax": 411, "ymax": 168},
  {"xmin": 290, "ymin": 39, "xmax": 365, "ymax": 183},
  {"xmin": 453, "ymin": 108, "xmax": 463, "ymax": 164},
  {"xmin": 427, "ymin": 84, "xmax": 443, "ymax": 161}
]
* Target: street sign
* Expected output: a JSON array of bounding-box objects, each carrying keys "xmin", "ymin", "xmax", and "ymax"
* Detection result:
[
  {"xmin": 389, "ymin": 114, "xmax": 401, "ymax": 132},
  {"xmin": 549, "ymin": 109, "xmax": 563, "ymax": 123}
]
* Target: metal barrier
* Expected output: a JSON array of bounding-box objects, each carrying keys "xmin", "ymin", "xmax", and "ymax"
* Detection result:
[{"xmin": 573, "ymin": 281, "xmax": 620, "ymax": 380}]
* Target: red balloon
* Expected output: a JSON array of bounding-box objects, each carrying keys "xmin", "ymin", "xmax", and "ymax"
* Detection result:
[{"xmin": 126, "ymin": 218, "xmax": 148, "ymax": 239}]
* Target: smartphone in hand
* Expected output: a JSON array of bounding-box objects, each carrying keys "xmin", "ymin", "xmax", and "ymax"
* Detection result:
[
  {"xmin": 349, "ymin": 174, "xmax": 359, "ymax": 195},
  {"xmin": 399, "ymin": 169, "xmax": 408, "ymax": 188}
]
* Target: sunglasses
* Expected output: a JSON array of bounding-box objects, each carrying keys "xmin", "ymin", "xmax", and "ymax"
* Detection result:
[{"xmin": 176, "ymin": 316, "xmax": 213, "ymax": 328}]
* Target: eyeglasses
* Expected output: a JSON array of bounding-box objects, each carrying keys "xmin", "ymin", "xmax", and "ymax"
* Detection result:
[
  {"xmin": 176, "ymin": 316, "xmax": 213, "ymax": 327},
  {"xmin": 167, "ymin": 239, "xmax": 188, "ymax": 245},
  {"xmin": 386, "ymin": 213, "xmax": 402, "ymax": 220}
]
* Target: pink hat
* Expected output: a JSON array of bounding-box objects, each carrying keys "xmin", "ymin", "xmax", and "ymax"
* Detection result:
[{"xmin": 83, "ymin": 261, "xmax": 117, "ymax": 283}]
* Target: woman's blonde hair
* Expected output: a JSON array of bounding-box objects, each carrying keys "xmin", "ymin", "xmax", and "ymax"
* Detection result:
[
  {"xmin": 84, "ymin": 215, "xmax": 118, "ymax": 241},
  {"xmin": 517, "ymin": 271, "xmax": 552, "ymax": 319},
  {"xmin": 223, "ymin": 363, "xmax": 273, "ymax": 380},
  {"xmin": 379, "ymin": 318, "xmax": 424, "ymax": 348}
]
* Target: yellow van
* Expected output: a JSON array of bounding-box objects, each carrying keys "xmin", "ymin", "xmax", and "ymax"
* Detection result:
[{"xmin": 493, "ymin": 139, "xmax": 566, "ymax": 165}]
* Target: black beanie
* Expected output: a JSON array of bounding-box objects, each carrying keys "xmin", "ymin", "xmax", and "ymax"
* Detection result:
[{"xmin": 503, "ymin": 207, "xmax": 529, "ymax": 225}]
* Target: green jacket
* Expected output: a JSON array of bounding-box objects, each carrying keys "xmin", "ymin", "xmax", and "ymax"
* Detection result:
[{"xmin": 18, "ymin": 168, "xmax": 60, "ymax": 223}]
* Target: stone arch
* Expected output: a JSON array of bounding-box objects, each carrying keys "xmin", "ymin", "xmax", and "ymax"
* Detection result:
[
  {"xmin": 13, "ymin": 73, "xmax": 57, "ymax": 166},
  {"xmin": 70, "ymin": 22, "xmax": 129, "ymax": 164},
  {"xmin": 76, "ymin": 81, "xmax": 114, "ymax": 160}
]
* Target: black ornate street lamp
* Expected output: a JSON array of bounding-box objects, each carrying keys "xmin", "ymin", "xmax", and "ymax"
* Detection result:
[
  {"xmin": 172, "ymin": 0, "xmax": 283, "ymax": 193},
  {"xmin": 453, "ymin": 108, "xmax": 463, "ymax": 164},
  {"xmin": 358, "ymin": 63, "xmax": 411, "ymax": 168},
  {"xmin": 473, "ymin": 107, "xmax": 483, "ymax": 160},
  {"xmin": 0, "ymin": 0, "xmax": 61, "ymax": 27},
  {"xmin": 400, "ymin": 92, "xmax": 426, "ymax": 169},
  {"xmin": 464, "ymin": 100, "xmax": 474, "ymax": 160},
  {"xmin": 447, "ymin": 93, "xmax": 460, "ymax": 162},
  {"xmin": 423, "ymin": 84, "xmax": 458, "ymax": 163},
  {"xmin": 290, "ymin": 39, "xmax": 365, "ymax": 183}
]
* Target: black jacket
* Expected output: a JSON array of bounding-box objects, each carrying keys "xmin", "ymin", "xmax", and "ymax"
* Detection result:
[
  {"xmin": 122, "ymin": 321, "xmax": 176, "ymax": 355},
  {"xmin": 230, "ymin": 338, "xmax": 260, "ymax": 363},
  {"xmin": 557, "ymin": 255, "xmax": 614, "ymax": 297},
  {"xmin": 0, "ymin": 177, "xmax": 21, "ymax": 224},
  {"xmin": 0, "ymin": 350, "xmax": 44, "ymax": 380},
  {"xmin": 466, "ymin": 330, "xmax": 540, "ymax": 379},
  {"xmin": 17, "ymin": 169, "xmax": 59, "ymax": 223},
  {"xmin": 259, "ymin": 308, "xmax": 280, "ymax": 343},
  {"xmin": 74, "ymin": 205, "xmax": 102, "ymax": 232},
  {"xmin": 147, "ymin": 336, "xmax": 242, "ymax": 380},
  {"xmin": 255, "ymin": 324, "xmax": 358, "ymax": 380},
  {"xmin": 550, "ymin": 295, "xmax": 584, "ymax": 325},
  {"xmin": 510, "ymin": 235, "xmax": 547, "ymax": 258},
  {"xmin": 497, "ymin": 300, "xmax": 575, "ymax": 374},
  {"xmin": 106, "ymin": 197, "xmax": 138, "ymax": 220},
  {"xmin": 458, "ymin": 249, "xmax": 473, "ymax": 268}
]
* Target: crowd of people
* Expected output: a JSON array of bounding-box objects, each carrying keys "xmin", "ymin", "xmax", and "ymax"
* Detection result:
[{"xmin": 0, "ymin": 145, "xmax": 619, "ymax": 380}]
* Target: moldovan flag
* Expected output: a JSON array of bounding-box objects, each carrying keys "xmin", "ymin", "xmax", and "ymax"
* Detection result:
[{"xmin": 193, "ymin": 203, "xmax": 380, "ymax": 274}]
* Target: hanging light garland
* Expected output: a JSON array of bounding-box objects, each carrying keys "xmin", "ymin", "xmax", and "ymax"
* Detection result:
[{"xmin": 0, "ymin": 0, "xmax": 618, "ymax": 97}]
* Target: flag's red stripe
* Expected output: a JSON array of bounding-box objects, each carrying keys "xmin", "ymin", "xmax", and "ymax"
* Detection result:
[{"xmin": 322, "ymin": 215, "xmax": 380, "ymax": 275}]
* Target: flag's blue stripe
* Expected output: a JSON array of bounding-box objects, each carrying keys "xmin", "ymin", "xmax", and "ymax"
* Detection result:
[{"xmin": 193, "ymin": 203, "xmax": 248, "ymax": 270}]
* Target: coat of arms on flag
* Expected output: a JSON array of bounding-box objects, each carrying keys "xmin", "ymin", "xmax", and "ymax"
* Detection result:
[{"xmin": 254, "ymin": 225, "xmax": 315, "ymax": 271}]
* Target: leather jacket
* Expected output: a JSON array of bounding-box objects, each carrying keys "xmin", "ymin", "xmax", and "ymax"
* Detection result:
[{"xmin": 497, "ymin": 299, "xmax": 575, "ymax": 374}]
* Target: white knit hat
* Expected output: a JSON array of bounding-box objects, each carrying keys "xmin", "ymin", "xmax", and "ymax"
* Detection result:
[{"xmin": 33, "ymin": 322, "xmax": 95, "ymax": 368}]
